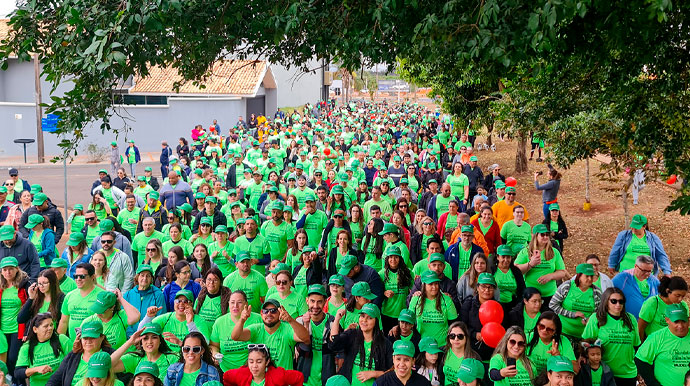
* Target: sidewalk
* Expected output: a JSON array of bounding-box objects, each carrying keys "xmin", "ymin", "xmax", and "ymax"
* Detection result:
[{"xmin": 0, "ymin": 152, "xmax": 162, "ymax": 168}]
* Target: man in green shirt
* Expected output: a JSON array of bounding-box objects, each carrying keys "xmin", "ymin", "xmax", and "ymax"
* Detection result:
[
  {"xmin": 117, "ymin": 195, "xmax": 141, "ymax": 237},
  {"xmin": 230, "ymin": 298, "xmax": 311, "ymax": 370},
  {"xmin": 50, "ymin": 258, "xmax": 77, "ymax": 294},
  {"xmin": 82, "ymin": 211, "xmax": 101, "ymax": 245},
  {"xmin": 260, "ymin": 201, "xmax": 295, "ymax": 261},
  {"xmin": 363, "ymin": 186, "xmax": 393, "ymax": 223},
  {"xmin": 222, "ymin": 251, "xmax": 269, "ymax": 311},
  {"xmin": 131, "ymin": 217, "xmax": 168, "ymax": 265},
  {"xmin": 295, "ymin": 284, "xmax": 335, "ymax": 386},
  {"xmin": 298, "ymin": 193, "xmax": 328, "ymax": 249},
  {"xmin": 233, "ymin": 218, "xmax": 271, "ymax": 273},
  {"xmin": 58, "ymin": 262, "xmax": 104, "ymax": 339}
]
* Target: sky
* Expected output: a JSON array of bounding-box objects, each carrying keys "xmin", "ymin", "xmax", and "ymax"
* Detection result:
[{"xmin": 0, "ymin": 0, "xmax": 15, "ymax": 18}]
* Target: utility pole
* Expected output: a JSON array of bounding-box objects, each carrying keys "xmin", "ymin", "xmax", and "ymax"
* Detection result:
[{"xmin": 33, "ymin": 54, "xmax": 45, "ymax": 163}]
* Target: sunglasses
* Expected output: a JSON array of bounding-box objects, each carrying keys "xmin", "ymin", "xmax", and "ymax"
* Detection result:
[
  {"xmin": 506, "ymin": 193, "xmax": 516, "ymax": 196},
  {"xmin": 85, "ymin": 217, "xmax": 96, "ymax": 221},
  {"xmin": 508, "ymin": 339, "xmax": 526, "ymax": 347},
  {"xmin": 609, "ymin": 298, "xmax": 626, "ymax": 305},
  {"xmin": 448, "ymin": 333, "xmax": 465, "ymax": 341},
  {"xmin": 399, "ymin": 205, "xmax": 408, "ymax": 208},
  {"xmin": 174, "ymin": 298, "xmax": 190, "ymax": 304},
  {"xmin": 261, "ymin": 308, "xmax": 279, "ymax": 315},
  {"xmin": 146, "ymin": 248, "xmax": 157, "ymax": 252},
  {"xmin": 74, "ymin": 274, "xmax": 87, "ymax": 280},
  {"xmin": 182, "ymin": 345, "xmax": 202, "ymax": 354},
  {"xmin": 200, "ymin": 224, "xmax": 211, "ymax": 227},
  {"xmin": 333, "ymin": 214, "xmax": 344, "ymax": 218},
  {"xmin": 537, "ymin": 324, "xmax": 556, "ymax": 334},
  {"xmin": 423, "ymin": 222, "xmax": 433, "ymax": 226},
  {"xmin": 248, "ymin": 343, "xmax": 268, "ymax": 353},
  {"xmin": 275, "ymin": 280, "xmax": 289, "ymax": 286},
  {"xmin": 101, "ymin": 239, "xmax": 114, "ymax": 244}
]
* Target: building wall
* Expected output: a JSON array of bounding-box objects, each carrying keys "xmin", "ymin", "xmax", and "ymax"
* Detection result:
[{"xmin": 271, "ymin": 60, "xmax": 322, "ymax": 108}]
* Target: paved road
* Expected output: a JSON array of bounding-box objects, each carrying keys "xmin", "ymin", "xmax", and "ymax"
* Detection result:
[{"xmin": 0, "ymin": 160, "xmax": 163, "ymax": 212}]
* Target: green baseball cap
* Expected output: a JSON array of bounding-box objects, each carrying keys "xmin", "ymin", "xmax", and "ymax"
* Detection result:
[
  {"xmin": 392, "ymin": 340, "xmax": 415, "ymax": 357},
  {"xmin": 110, "ymin": 141, "xmax": 117, "ymax": 146},
  {"xmin": 304, "ymin": 192, "xmax": 316, "ymax": 202},
  {"xmin": 351, "ymin": 282, "xmax": 376, "ymax": 300},
  {"xmin": 384, "ymin": 245, "xmax": 402, "ymax": 257},
  {"xmin": 457, "ymin": 358, "xmax": 485, "ymax": 384},
  {"xmin": 477, "ymin": 272, "xmax": 497, "ymax": 286},
  {"xmin": 136, "ymin": 264, "xmax": 154, "ymax": 275},
  {"xmin": 204, "ymin": 196, "xmax": 217, "ymax": 204},
  {"xmin": 0, "ymin": 257, "xmax": 18, "ymax": 268},
  {"xmin": 429, "ymin": 253, "xmax": 445, "ymax": 263},
  {"xmin": 137, "ymin": 176, "xmax": 146, "ymax": 182},
  {"xmin": 532, "ymin": 224, "xmax": 549, "ymax": 234},
  {"xmin": 200, "ymin": 217, "xmax": 212, "ymax": 225},
  {"xmin": 302, "ymin": 245, "xmax": 315, "ymax": 253},
  {"xmin": 630, "ymin": 214, "xmax": 648, "ymax": 230},
  {"xmin": 461, "ymin": 225, "xmax": 474, "ymax": 233},
  {"xmin": 148, "ymin": 191, "xmax": 159, "ymax": 200},
  {"xmin": 547, "ymin": 355, "xmax": 575, "ymax": 373},
  {"xmin": 505, "ymin": 186, "xmax": 516, "ymax": 193},
  {"xmin": 134, "ymin": 361, "xmax": 160, "ymax": 378},
  {"xmin": 308, "ymin": 284, "xmax": 327, "ymax": 297},
  {"xmin": 89, "ymin": 291, "xmax": 117, "ymax": 314},
  {"xmin": 419, "ymin": 336, "xmax": 443, "ymax": 354},
  {"xmin": 469, "ymin": 156, "xmax": 478, "ymax": 161},
  {"xmin": 400, "ymin": 178, "xmax": 408, "ymax": 184},
  {"xmin": 0, "ymin": 225, "xmax": 15, "ymax": 241},
  {"xmin": 666, "ymin": 303, "xmax": 689, "ymax": 322},
  {"xmin": 32, "ymin": 193, "xmax": 48, "ymax": 206},
  {"xmin": 329, "ymin": 274, "xmax": 345, "ymax": 286},
  {"xmin": 0, "ymin": 187, "xmax": 8, "ymax": 194},
  {"xmin": 427, "ymin": 162, "xmax": 437, "ymax": 169},
  {"xmin": 549, "ymin": 203, "xmax": 560, "ymax": 211},
  {"xmin": 215, "ymin": 225, "xmax": 228, "ymax": 234},
  {"xmin": 267, "ymin": 186, "xmax": 279, "ymax": 193},
  {"xmin": 86, "ymin": 351, "xmax": 112, "ymax": 378},
  {"xmin": 51, "ymin": 258, "xmax": 69, "ymax": 269},
  {"xmin": 30, "ymin": 184, "xmax": 43, "ymax": 194},
  {"xmin": 144, "ymin": 167, "xmax": 152, "ymax": 172},
  {"xmin": 398, "ymin": 309, "xmax": 416, "ymax": 325},
  {"xmin": 576, "ymin": 263, "xmax": 595, "ymax": 276},
  {"xmin": 262, "ymin": 299, "xmax": 281, "ymax": 309},
  {"xmin": 270, "ymin": 263, "xmax": 290, "ymax": 274},
  {"xmin": 194, "ymin": 192, "xmax": 206, "ymax": 199},
  {"xmin": 236, "ymin": 217, "xmax": 246, "ymax": 225},
  {"xmin": 338, "ymin": 255, "xmax": 359, "ymax": 275},
  {"xmin": 360, "ymin": 303, "xmax": 381, "ymax": 319},
  {"xmin": 325, "ymin": 375, "xmax": 350, "ymax": 386},
  {"xmin": 74, "ymin": 204, "xmax": 84, "ymax": 210},
  {"xmin": 177, "ymin": 203, "xmax": 193, "ymax": 212},
  {"xmin": 175, "ymin": 289, "xmax": 194, "ymax": 302},
  {"xmin": 421, "ymin": 270, "xmax": 441, "ymax": 284},
  {"xmin": 331, "ymin": 185, "xmax": 344, "ymax": 195},
  {"xmin": 98, "ymin": 169, "xmax": 108, "ymax": 174},
  {"xmin": 271, "ymin": 201, "xmax": 285, "ymax": 211},
  {"xmin": 495, "ymin": 180, "xmax": 506, "ymax": 189},
  {"xmin": 428, "ymin": 179, "xmax": 438, "ymax": 185},
  {"xmin": 235, "ymin": 251, "xmax": 251, "ymax": 262},
  {"xmin": 99, "ymin": 219, "xmax": 114, "ymax": 232},
  {"xmin": 379, "ymin": 223, "xmax": 399, "ymax": 236},
  {"xmin": 81, "ymin": 320, "xmax": 104, "ymax": 338},
  {"xmin": 25, "ymin": 213, "xmax": 45, "ymax": 229},
  {"xmin": 141, "ymin": 322, "xmax": 163, "ymax": 336},
  {"xmin": 496, "ymin": 244, "xmax": 513, "ymax": 256}
]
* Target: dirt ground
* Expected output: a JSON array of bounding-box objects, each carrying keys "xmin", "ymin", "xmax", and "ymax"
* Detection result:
[{"xmin": 472, "ymin": 135, "xmax": 690, "ymax": 284}]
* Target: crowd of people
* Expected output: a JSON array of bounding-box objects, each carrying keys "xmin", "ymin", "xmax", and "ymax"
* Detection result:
[{"xmin": 0, "ymin": 100, "xmax": 686, "ymax": 386}]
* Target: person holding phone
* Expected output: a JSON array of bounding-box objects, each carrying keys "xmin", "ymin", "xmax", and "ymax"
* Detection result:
[{"xmin": 488, "ymin": 326, "xmax": 534, "ymax": 386}]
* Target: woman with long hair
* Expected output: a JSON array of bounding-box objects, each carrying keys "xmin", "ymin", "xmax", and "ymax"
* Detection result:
[
  {"xmin": 111, "ymin": 323, "xmax": 178, "ymax": 377},
  {"xmin": 285, "ymin": 195, "xmax": 300, "ymax": 219},
  {"xmin": 285, "ymin": 229, "xmax": 307, "ymax": 273},
  {"xmin": 265, "ymin": 270, "xmax": 307, "ymax": 319},
  {"xmin": 329, "ymin": 304, "xmax": 393, "ymax": 385},
  {"xmin": 550, "ymin": 264, "xmax": 602, "ymax": 339},
  {"xmin": 163, "ymin": 332, "xmax": 220, "ymax": 386},
  {"xmin": 0, "ymin": 257, "xmax": 30, "ymax": 370},
  {"xmin": 339, "ymin": 282, "xmax": 377, "ymax": 330},
  {"xmin": 61, "ymin": 233, "xmax": 94, "ymax": 279},
  {"xmin": 327, "ymin": 230, "xmax": 358, "ymax": 277},
  {"xmin": 162, "ymin": 210, "xmax": 192, "ymax": 241},
  {"xmin": 414, "ymin": 336, "xmax": 445, "ymax": 385},
  {"xmin": 582, "ymin": 288, "xmax": 640, "ymax": 386},
  {"xmin": 457, "ymin": 253, "xmax": 498, "ymax": 301},
  {"xmin": 162, "ymin": 224, "xmax": 194, "ymax": 257},
  {"xmin": 638, "ymin": 275, "xmax": 688, "ymax": 341},
  {"xmin": 25, "ymin": 214, "xmax": 57, "ymax": 269},
  {"xmin": 193, "ymin": 268, "xmax": 230, "ymax": 325},
  {"xmin": 210, "ymin": 291, "xmax": 263, "ymax": 372},
  {"xmin": 190, "ymin": 219, "xmax": 214, "ymax": 249},
  {"xmin": 349, "ymin": 204, "xmax": 365, "ymax": 246},
  {"xmin": 17, "ymin": 270, "xmax": 64, "ymax": 331},
  {"xmin": 162, "ymin": 261, "xmax": 202, "ymax": 312},
  {"xmin": 222, "ymin": 344, "xmax": 303, "ymax": 386},
  {"xmin": 355, "ymin": 181, "xmax": 370, "ymax": 206},
  {"xmin": 441, "ymin": 321, "xmax": 479, "ymax": 386},
  {"xmin": 324, "ymin": 275, "xmax": 347, "ymax": 318},
  {"xmin": 413, "ymin": 210, "xmax": 427, "ymax": 236},
  {"xmin": 208, "ymin": 226, "xmax": 233, "ymax": 277},
  {"xmin": 471, "ymin": 206, "xmax": 501, "ymax": 255},
  {"xmin": 189, "ymin": 244, "xmax": 213, "ymax": 283},
  {"xmin": 410, "ymin": 216, "xmax": 438, "ymax": 265},
  {"xmin": 540, "ymin": 203, "xmax": 568, "ymax": 253},
  {"xmin": 88, "ymin": 191, "xmax": 112, "ymax": 220},
  {"xmin": 394, "ymin": 199, "xmax": 413, "ymax": 233},
  {"xmin": 14, "ymin": 313, "xmax": 71, "ymax": 386},
  {"xmin": 409, "ymin": 271, "xmax": 458, "ymax": 345},
  {"xmin": 361, "ymin": 218, "xmax": 385, "ymax": 272},
  {"xmin": 379, "ymin": 246, "xmax": 413, "ymax": 333},
  {"xmin": 405, "ymin": 165, "xmax": 420, "ymax": 193},
  {"xmin": 91, "ymin": 251, "xmax": 109, "ymax": 288},
  {"xmin": 488, "ymin": 326, "xmax": 533, "ymax": 386},
  {"xmin": 157, "ymin": 247, "xmax": 183, "ymax": 288},
  {"xmin": 525, "ymin": 311, "xmax": 576, "ymax": 376},
  {"xmin": 292, "ymin": 247, "xmax": 324, "ymax": 300},
  {"xmin": 143, "ymin": 239, "xmax": 167, "ymax": 281},
  {"xmin": 80, "ymin": 289, "xmax": 141, "ymax": 349},
  {"xmin": 5, "ymin": 190, "xmax": 32, "ymax": 230},
  {"xmin": 390, "ymin": 211, "xmax": 411, "ymax": 251},
  {"xmin": 46, "ymin": 320, "xmax": 112, "ymax": 386},
  {"xmin": 515, "ymin": 224, "xmax": 567, "ymax": 308},
  {"xmin": 81, "ymin": 351, "xmax": 121, "ymax": 386},
  {"xmin": 492, "ymin": 245, "xmax": 526, "ymax": 315}
]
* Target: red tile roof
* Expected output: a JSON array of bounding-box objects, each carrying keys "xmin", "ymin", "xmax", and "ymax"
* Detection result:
[
  {"xmin": 0, "ymin": 19, "xmax": 9, "ymax": 42},
  {"xmin": 130, "ymin": 60, "xmax": 268, "ymax": 96}
]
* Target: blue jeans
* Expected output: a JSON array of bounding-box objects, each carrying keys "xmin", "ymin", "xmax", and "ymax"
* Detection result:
[
  {"xmin": 543, "ymin": 202, "xmax": 550, "ymax": 221},
  {"xmin": 129, "ymin": 163, "xmax": 136, "ymax": 178}
]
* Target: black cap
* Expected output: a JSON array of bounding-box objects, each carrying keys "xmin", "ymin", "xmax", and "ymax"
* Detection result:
[{"xmin": 8, "ymin": 168, "xmax": 18, "ymax": 176}]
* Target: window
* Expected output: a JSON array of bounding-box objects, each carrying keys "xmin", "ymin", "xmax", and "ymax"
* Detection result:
[{"xmin": 113, "ymin": 94, "xmax": 167, "ymax": 105}]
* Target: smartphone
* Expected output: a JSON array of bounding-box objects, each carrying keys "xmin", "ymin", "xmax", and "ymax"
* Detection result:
[
  {"xmin": 75, "ymin": 327, "xmax": 82, "ymax": 336},
  {"xmin": 507, "ymin": 358, "xmax": 516, "ymax": 367}
]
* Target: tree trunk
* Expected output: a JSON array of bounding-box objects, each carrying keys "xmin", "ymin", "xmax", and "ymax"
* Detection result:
[
  {"xmin": 486, "ymin": 120, "xmax": 494, "ymax": 147},
  {"xmin": 515, "ymin": 133, "xmax": 528, "ymax": 173},
  {"xmin": 585, "ymin": 158, "xmax": 590, "ymax": 202},
  {"xmin": 622, "ymin": 174, "xmax": 634, "ymax": 227}
]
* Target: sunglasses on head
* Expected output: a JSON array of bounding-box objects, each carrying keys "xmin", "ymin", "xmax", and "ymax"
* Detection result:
[
  {"xmin": 508, "ymin": 339, "xmax": 526, "ymax": 347},
  {"xmin": 248, "ymin": 343, "xmax": 269, "ymax": 353},
  {"xmin": 609, "ymin": 298, "xmax": 626, "ymax": 305},
  {"xmin": 537, "ymin": 324, "xmax": 555, "ymax": 334},
  {"xmin": 333, "ymin": 214, "xmax": 343, "ymax": 218},
  {"xmin": 448, "ymin": 333, "xmax": 465, "ymax": 341},
  {"xmin": 262, "ymin": 308, "xmax": 279, "ymax": 315},
  {"xmin": 182, "ymin": 345, "xmax": 202, "ymax": 354}
]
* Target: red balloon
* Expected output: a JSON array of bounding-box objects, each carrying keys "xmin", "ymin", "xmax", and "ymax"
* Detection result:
[
  {"xmin": 481, "ymin": 322, "xmax": 506, "ymax": 348},
  {"xmin": 479, "ymin": 300, "xmax": 504, "ymax": 325},
  {"xmin": 667, "ymin": 175, "xmax": 677, "ymax": 185},
  {"xmin": 505, "ymin": 177, "xmax": 517, "ymax": 187},
  {"xmin": 324, "ymin": 148, "xmax": 331, "ymax": 156}
]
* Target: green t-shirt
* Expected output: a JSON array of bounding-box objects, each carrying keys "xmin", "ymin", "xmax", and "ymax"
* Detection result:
[
  {"xmin": 266, "ymin": 291, "xmax": 307, "ymax": 319},
  {"xmin": 636, "ymin": 276, "xmax": 650, "ymax": 298},
  {"xmin": 131, "ymin": 230, "xmax": 168, "ymax": 265},
  {"xmin": 434, "ymin": 194, "xmax": 457, "ymax": 217},
  {"xmin": 59, "ymin": 276, "xmax": 77, "ymax": 294},
  {"xmin": 151, "ymin": 312, "xmax": 210, "ymax": 351},
  {"xmin": 194, "ymin": 295, "xmax": 222, "ymax": 325},
  {"xmin": 261, "ymin": 220, "xmax": 295, "ymax": 261},
  {"xmin": 84, "ymin": 225, "xmax": 100, "ymax": 245},
  {"xmin": 378, "ymin": 270, "xmax": 412, "ymax": 318},
  {"xmin": 326, "ymin": 298, "xmax": 346, "ymax": 318},
  {"xmin": 233, "ymin": 235, "xmax": 271, "ymax": 274},
  {"xmin": 558, "ymin": 281, "xmax": 596, "ymax": 337},
  {"xmin": 162, "ymin": 238, "xmax": 194, "ymax": 257},
  {"xmin": 591, "ymin": 366, "xmax": 602, "ymax": 386},
  {"xmin": 69, "ymin": 215, "xmax": 86, "ymax": 233},
  {"xmin": 442, "ymin": 350, "xmax": 464, "ymax": 386},
  {"xmin": 635, "ymin": 327, "xmax": 690, "ymax": 386},
  {"xmin": 117, "ymin": 207, "xmax": 141, "ymax": 238},
  {"xmin": 121, "ymin": 352, "xmax": 178, "ymax": 377},
  {"xmin": 582, "ymin": 312, "xmax": 641, "ymax": 378},
  {"xmin": 524, "ymin": 311, "xmax": 540, "ymax": 333},
  {"xmin": 180, "ymin": 369, "xmax": 200, "ymax": 386},
  {"xmin": 71, "ymin": 357, "xmax": 88, "ymax": 386},
  {"xmin": 411, "ymin": 259, "xmax": 452, "ymax": 280},
  {"xmin": 352, "ymin": 340, "xmax": 374, "ymax": 386},
  {"xmin": 208, "ymin": 241, "xmax": 235, "ymax": 277},
  {"xmin": 621, "ymin": 233, "xmax": 650, "ymax": 271},
  {"xmin": 223, "ymin": 270, "xmax": 268, "ymax": 311},
  {"xmin": 302, "ymin": 210, "xmax": 329, "ymax": 249},
  {"xmin": 248, "ymin": 322, "xmax": 296, "ymax": 370},
  {"xmin": 500, "ymin": 221, "xmax": 532, "ymax": 255},
  {"xmin": 133, "ymin": 185, "xmax": 154, "ymax": 201},
  {"xmin": 361, "ymin": 238, "xmax": 383, "ymax": 272},
  {"xmin": 211, "ymin": 312, "xmax": 263, "ymax": 371},
  {"xmin": 81, "ymin": 310, "xmax": 129, "ymax": 348},
  {"xmin": 514, "ymin": 247, "xmax": 565, "ymax": 297},
  {"xmin": 305, "ymin": 318, "xmax": 326, "ymax": 386},
  {"xmin": 1, "ymin": 287, "xmax": 21, "ymax": 333},
  {"xmin": 16, "ymin": 334, "xmax": 71, "ymax": 386},
  {"xmin": 61, "ymin": 286, "xmax": 104, "ymax": 338},
  {"xmin": 525, "ymin": 332, "xmax": 575, "ymax": 375},
  {"xmin": 494, "ymin": 269, "xmax": 517, "ymax": 303},
  {"xmin": 408, "ymin": 294, "xmax": 458, "ymax": 345},
  {"xmin": 446, "ymin": 174, "xmax": 469, "ymax": 198},
  {"xmin": 639, "ymin": 297, "xmax": 690, "ymax": 337},
  {"xmin": 488, "ymin": 355, "xmax": 532, "ymax": 386},
  {"xmin": 31, "ymin": 231, "xmax": 43, "ymax": 254}
]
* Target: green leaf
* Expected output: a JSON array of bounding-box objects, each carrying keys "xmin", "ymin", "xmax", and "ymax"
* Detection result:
[
  {"xmin": 83, "ymin": 39, "xmax": 100, "ymax": 56},
  {"xmin": 112, "ymin": 51, "xmax": 126, "ymax": 66},
  {"xmin": 528, "ymin": 13, "xmax": 539, "ymax": 31}
]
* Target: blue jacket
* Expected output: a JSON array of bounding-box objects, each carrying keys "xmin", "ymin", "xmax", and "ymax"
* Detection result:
[
  {"xmin": 611, "ymin": 269, "xmax": 659, "ymax": 318},
  {"xmin": 162, "ymin": 280, "xmax": 201, "ymax": 312},
  {"xmin": 608, "ymin": 230, "xmax": 671, "ymax": 274},
  {"xmin": 59, "ymin": 247, "xmax": 94, "ymax": 278},
  {"xmin": 123, "ymin": 285, "xmax": 166, "ymax": 337},
  {"xmin": 28, "ymin": 228, "xmax": 56, "ymax": 267},
  {"xmin": 164, "ymin": 361, "xmax": 220, "ymax": 386},
  {"xmin": 125, "ymin": 146, "xmax": 141, "ymax": 163},
  {"xmin": 160, "ymin": 146, "xmax": 173, "ymax": 164},
  {"xmin": 159, "ymin": 181, "xmax": 195, "ymax": 211},
  {"xmin": 445, "ymin": 241, "xmax": 484, "ymax": 282}
]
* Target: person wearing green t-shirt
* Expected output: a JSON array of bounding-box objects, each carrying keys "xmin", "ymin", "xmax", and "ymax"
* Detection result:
[
  {"xmin": 193, "ymin": 268, "xmax": 228, "ymax": 326},
  {"xmin": 493, "ymin": 245, "xmax": 525, "ymax": 310},
  {"xmin": 638, "ymin": 276, "xmax": 689, "ymax": 341},
  {"xmin": 524, "ymin": 312, "xmax": 576, "ymax": 376},
  {"xmin": 265, "ymin": 270, "xmax": 307, "ymax": 319},
  {"xmin": 208, "ymin": 226, "xmax": 235, "ymax": 277},
  {"xmin": 222, "ymin": 252, "xmax": 269, "ymax": 312},
  {"xmin": 230, "ymin": 298, "xmax": 311, "ymax": 370},
  {"xmin": 110, "ymin": 323, "xmax": 178, "ymax": 379},
  {"xmin": 80, "ymin": 289, "xmax": 141, "ymax": 350},
  {"xmin": 293, "ymin": 284, "xmax": 333, "ymax": 386},
  {"xmin": 148, "ymin": 290, "xmax": 211, "ymax": 352},
  {"xmin": 549, "ymin": 263, "xmax": 602, "ymax": 338},
  {"xmin": 499, "ymin": 206, "xmax": 531, "ymax": 255},
  {"xmin": 408, "ymin": 271, "xmax": 458, "ymax": 346},
  {"xmin": 582, "ymin": 289, "xmax": 641, "ymax": 384},
  {"xmin": 58, "ymin": 263, "xmax": 104, "ymax": 339},
  {"xmin": 233, "ymin": 218, "xmax": 271, "ymax": 274},
  {"xmin": 131, "ymin": 218, "xmax": 168, "ymax": 265},
  {"xmin": 15, "ymin": 313, "xmax": 71, "ymax": 386},
  {"xmin": 299, "ymin": 193, "xmax": 329, "ymax": 249},
  {"xmin": 636, "ymin": 303, "xmax": 690, "ymax": 386},
  {"xmin": 488, "ymin": 326, "xmax": 533, "ymax": 386},
  {"xmin": 260, "ymin": 202, "xmax": 295, "ymax": 262},
  {"xmin": 48, "ymin": 258, "xmax": 77, "ymax": 294},
  {"xmin": 210, "ymin": 291, "xmax": 263, "ymax": 372},
  {"xmin": 116, "ymin": 196, "xmax": 140, "ymax": 239},
  {"xmin": 514, "ymin": 224, "xmax": 567, "ymax": 300},
  {"xmin": 379, "ymin": 245, "xmax": 413, "ymax": 333}
]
